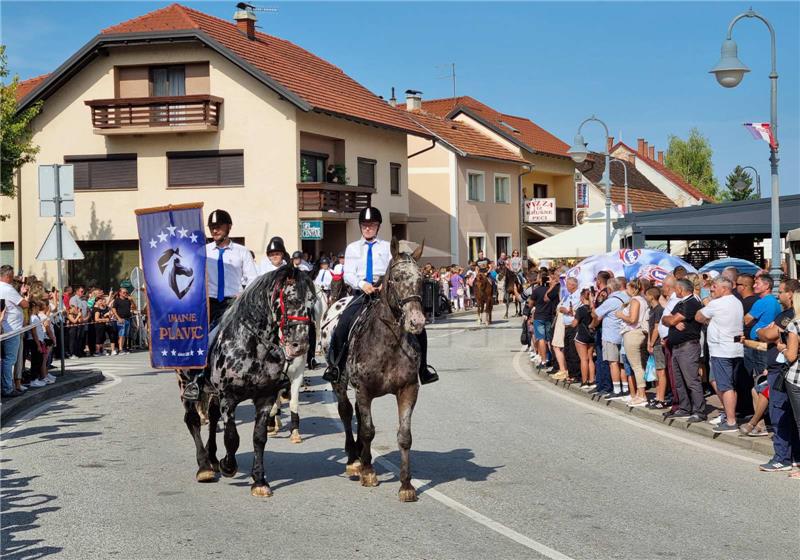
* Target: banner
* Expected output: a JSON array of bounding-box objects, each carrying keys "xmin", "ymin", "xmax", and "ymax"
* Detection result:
[
  {"xmin": 525, "ymin": 198, "xmax": 556, "ymax": 223},
  {"xmin": 575, "ymin": 182, "xmax": 589, "ymax": 209},
  {"xmin": 135, "ymin": 203, "xmax": 208, "ymax": 369}
]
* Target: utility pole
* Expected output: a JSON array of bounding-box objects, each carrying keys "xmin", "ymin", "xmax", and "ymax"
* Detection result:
[{"xmin": 53, "ymin": 165, "xmax": 66, "ymax": 375}]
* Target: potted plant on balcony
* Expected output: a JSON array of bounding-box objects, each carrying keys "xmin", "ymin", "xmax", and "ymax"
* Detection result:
[
  {"xmin": 301, "ymin": 159, "xmax": 313, "ymax": 182},
  {"xmin": 326, "ymin": 164, "xmax": 348, "ymax": 185}
]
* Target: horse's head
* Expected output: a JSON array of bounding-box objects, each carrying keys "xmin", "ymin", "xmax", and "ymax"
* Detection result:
[
  {"xmin": 385, "ymin": 238, "xmax": 426, "ymax": 335},
  {"xmin": 273, "ymin": 269, "xmax": 315, "ymax": 361}
]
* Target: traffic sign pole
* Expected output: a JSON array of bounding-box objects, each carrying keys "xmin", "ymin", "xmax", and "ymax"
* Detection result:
[{"xmin": 54, "ymin": 165, "xmax": 66, "ymax": 376}]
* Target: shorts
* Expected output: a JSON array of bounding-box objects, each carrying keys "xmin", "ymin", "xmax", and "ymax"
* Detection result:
[
  {"xmin": 551, "ymin": 313, "xmax": 566, "ymax": 348},
  {"xmin": 710, "ymin": 356, "xmax": 741, "ymax": 392},
  {"xmin": 533, "ymin": 319, "xmax": 553, "ymax": 342},
  {"xmin": 117, "ymin": 318, "xmax": 131, "ymax": 337},
  {"xmin": 602, "ymin": 340, "xmax": 621, "ymax": 362},
  {"xmin": 652, "ymin": 342, "xmax": 666, "ymax": 369}
]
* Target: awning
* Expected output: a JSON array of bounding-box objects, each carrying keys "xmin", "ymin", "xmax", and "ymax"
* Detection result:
[
  {"xmin": 523, "ymin": 224, "xmax": 571, "ymax": 239},
  {"xmin": 527, "ymin": 220, "xmax": 620, "ymax": 260},
  {"xmin": 390, "ymin": 212, "xmax": 427, "ymax": 224}
]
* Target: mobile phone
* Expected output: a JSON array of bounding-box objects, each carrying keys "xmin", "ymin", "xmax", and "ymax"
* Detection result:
[{"xmin": 733, "ymin": 335, "xmax": 743, "ymax": 343}]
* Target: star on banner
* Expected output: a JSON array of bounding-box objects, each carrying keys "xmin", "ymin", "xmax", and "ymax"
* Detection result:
[
  {"xmin": 171, "ymin": 349, "xmax": 177, "ymax": 356},
  {"xmin": 197, "ymin": 348, "xmax": 204, "ymax": 356},
  {"xmin": 178, "ymin": 227, "xmax": 189, "ymax": 238},
  {"xmin": 189, "ymin": 350, "xmax": 195, "ymax": 356},
  {"xmin": 161, "ymin": 349, "xmax": 168, "ymax": 356},
  {"xmin": 167, "ymin": 225, "xmax": 177, "ymax": 237},
  {"xmin": 149, "ymin": 239, "xmax": 157, "ymax": 249},
  {"xmin": 190, "ymin": 233, "xmax": 199, "ymax": 244},
  {"xmin": 157, "ymin": 231, "xmax": 168, "ymax": 243}
]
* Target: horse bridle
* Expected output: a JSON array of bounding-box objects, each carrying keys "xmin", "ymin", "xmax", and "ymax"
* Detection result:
[
  {"xmin": 384, "ymin": 255, "xmax": 422, "ymax": 318},
  {"xmin": 271, "ymin": 282, "xmax": 312, "ymax": 344}
]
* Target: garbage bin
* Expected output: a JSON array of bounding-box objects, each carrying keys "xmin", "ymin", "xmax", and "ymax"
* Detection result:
[{"xmin": 422, "ymin": 279, "xmax": 438, "ymax": 315}]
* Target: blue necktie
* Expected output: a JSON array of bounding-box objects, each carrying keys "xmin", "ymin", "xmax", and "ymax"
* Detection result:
[
  {"xmin": 216, "ymin": 247, "xmax": 227, "ymax": 302},
  {"xmin": 365, "ymin": 242, "xmax": 375, "ymax": 284}
]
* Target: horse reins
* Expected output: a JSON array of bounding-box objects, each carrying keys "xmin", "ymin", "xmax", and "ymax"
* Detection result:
[{"xmin": 273, "ymin": 283, "xmax": 311, "ymax": 344}]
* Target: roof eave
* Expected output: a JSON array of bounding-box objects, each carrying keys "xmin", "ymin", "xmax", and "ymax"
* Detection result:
[
  {"xmin": 314, "ymin": 108, "xmax": 433, "ymax": 139},
  {"xmin": 446, "ymin": 106, "xmax": 536, "ymax": 152}
]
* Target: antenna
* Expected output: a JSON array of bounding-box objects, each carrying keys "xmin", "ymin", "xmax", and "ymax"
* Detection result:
[
  {"xmin": 237, "ymin": 3, "xmax": 278, "ymax": 14},
  {"xmin": 435, "ymin": 63, "xmax": 457, "ymax": 98}
]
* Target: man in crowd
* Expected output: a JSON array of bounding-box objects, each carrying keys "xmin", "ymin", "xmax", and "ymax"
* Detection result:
[
  {"xmin": 592, "ymin": 277, "xmax": 630, "ymax": 398},
  {"xmin": 662, "ymin": 278, "xmax": 706, "ymax": 422},
  {"xmin": 559, "ymin": 277, "xmax": 581, "ymax": 379},
  {"xmin": 591, "ymin": 271, "xmax": 613, "ymax": 396},
  {"xmin": 696, "ymin": 277, "xmax": 744, "ymax": 432},
  {"xmin": 110, "ymin": 287, "xmax": 135, "ymax": 355},
  {"xmin": 1, "ymin": 265, "xmax": 29, "ymax": 398},
  {"xmin": 531, "ymin": 273, "xmax": 559, "ymax": 368},
  {"xmin": 743, "ymin": 274, "xmax": 781, "ymax": 376},
  {"xmin": 69, "ymin": 286, "xmax": 89, "ymax": 357},
  {"xmin": 659, "ymin": 275, "xmax": 681, "ymax": 412}
]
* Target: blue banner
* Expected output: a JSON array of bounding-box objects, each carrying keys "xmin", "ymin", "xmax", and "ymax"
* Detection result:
[{"xmin": 135, "ymin": 204, "xmax": 208, "ymax": 368}]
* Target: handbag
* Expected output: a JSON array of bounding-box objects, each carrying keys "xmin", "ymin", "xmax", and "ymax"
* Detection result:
[
  {"xmin": 457, "ymin": 287, "xmax": 464, "ymax": 296},
  {"xmin": 644, "ymin": 354, "xmax": 657, "ymax": 382}
]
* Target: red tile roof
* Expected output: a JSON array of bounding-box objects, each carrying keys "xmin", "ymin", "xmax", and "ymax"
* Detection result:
[
  {"xmin": 578, "ymin": 156, "xmax": 676, "ymax": 212},
  {"xmin": 403, "ymin": 109, "xmax": 526, "ymax": 164},
  {"xmin": 15, "ymin": 74, "xmax": 50, "ymax": 102},
  {"xmin": 420, "ymin": 96, "xmax": 570, "ymax": 158},
  {"xmin": 612, "ymin": 141, "xmax": 715, "ymax": 203}
]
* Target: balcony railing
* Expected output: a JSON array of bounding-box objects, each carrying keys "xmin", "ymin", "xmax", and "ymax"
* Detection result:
[
  {"xmin": 84, "ymin": 95, "xmax": 223, "ymax": 134},
  {"xmin": 297, "ymin": 183, "xmax": 373, "ymax": 214}
]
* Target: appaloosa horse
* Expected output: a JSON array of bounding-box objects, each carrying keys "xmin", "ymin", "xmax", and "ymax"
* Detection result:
[
  {"xmin": 320, "ymin": 239, "xmax": 426, "ymax": 502},
  {"xmin": 181, "ymin": 266, "xmax": 315, "ymax": 497},
  {"xmin": 474, "ymin": 271, "xmax": 493, "ymax": 325},
  {"xmin": 497, "ymin": 266, "xmax": 521, "ymax": 319}
]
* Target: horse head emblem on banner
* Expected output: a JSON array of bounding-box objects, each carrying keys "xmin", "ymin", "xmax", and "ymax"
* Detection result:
[{"xmin": 158, "ymin": 247, "xmax": 195, "ymax": 300}]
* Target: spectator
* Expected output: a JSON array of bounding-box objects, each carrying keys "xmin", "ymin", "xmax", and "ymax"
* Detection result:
[
  {"xmin": 743, "ymin": 274, "xmax": 781, "ymax": 375},
  {"xmin": 645, "ymin": 287, "xmax": 669, "ymax": 409},
  {"xmin": 617, "ymin": 278, "xmax": 649, "ymax": 407},
  {"xmin": 26, "ymin": 299, "xmax": 53, "ymax": 388},
  {"xmin": 662, "ymin": 278, "xmax": 706, "ymax": 422},
  {"xmin": 573, "ymin": 288, "xmax": 596, "ymax": 388},
  {"xmin": 531, "ymin": 273, "xmax": 559, "ymax": 368},
  {"xmin": 556, "ymin": 277, "xmax": 581, "ymax": 381},
  {"xmin": 110, "ymin": 287, "xmax": 135, "ymax": 355},
  {"xmin": 93, "ymin": 297, "xmax": 116, "ymax": 355},
  {"xmin": 62, "ymin": 285, "xmax": 73, "ymax": 309},
  {"xmin": 781, "ymin": 290, "xmax": 800, "ymax": 478},
  {"xmin": 673, "ymin": 266, "xmax": 688, "ymax": 281},
  {"xmin": 590, "ymin": 271, "xmax": 613, "ymax": 397},
  {"xmin": 0, "ymin": 265, "xmax": 29, "ymax": 398},
  {"xmin": 695, "ymin": 277, "xmax": 744, "ymax": 432},
  {"xmin": 592, "ymin": 276, "xmax": 630, "ymax": 399},
  {"xmin": 69, "ymin": 286, "xmax": 89, "ymax": 357},
  {"xmin": 450, "ymin": 266, "xmax": 465, "ymax": 311}
]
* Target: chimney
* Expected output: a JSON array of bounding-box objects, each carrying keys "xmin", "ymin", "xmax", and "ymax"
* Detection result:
[
  {"xmin": 405, "ymin": 89, "xmax": 422, "ymax": 112},
  {"xmin": 389, "ymin": 87, "xmax": 397, "ymax": 108},
  {"xmin": 606, "ymin": 136, "xmax": 614, "ymax": 153},
  {"xmin": 234, "ymin": 4, "xmax": 257, "ymax": 40},
  {"xmin": 642, "ymin": 140, "xmax": 649, "ymax": 157},
  {"xmin": 648, "ymin": 145, "xmax": 655, "ymax": 160},
  {"xmin": 637, "ymin": 138, "xmax": 645, "ymax": 155},
  {"xmin": 657, "ymin": 151, "xmax": 664, "ymax": 164}
]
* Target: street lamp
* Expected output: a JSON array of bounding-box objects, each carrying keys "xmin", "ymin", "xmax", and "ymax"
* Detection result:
[
  {"xmin": 569, "ymin": 116, "xmax": 612, "ymax": 251},
  {"xmin": 735, "ymin": 165, "xmax": 761, "ymax": 198},
  {"xmin": 711, "ymin": 8, "xmax": 781, "ymax": 287},
  {"xmin": 610, "ymin": 158, "xmax": 629, "ymax": 215}
]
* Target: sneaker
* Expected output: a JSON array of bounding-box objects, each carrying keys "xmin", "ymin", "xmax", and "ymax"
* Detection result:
[
  {"xmin": 605, "ymin": 392, "xmax": 625, "ymax": 400},
  {"xmin": 663, "ymin": 410, "xmax": 691, "ymax": 419},
  {"xmin": 44, "ymin": 376, "xmax": 56, "ymax": 385},
  {"xmin": 112, "ymin": 350, "xmax": 118, "ymax": 356},
  {"xmin": 747, "ymin": 425, "xmax": 770, "ymax": 437},
  {"xmin": 29, "ymin": 379, "xmax": 47, "ymax": 388},
  {"xmin": 17, "ymin": 385, "xmax": 28, "ymax": 393},
  {"xmin": 46, "ymin": 374, "xmax": 56, "ymax": 382},
  {"xmin": 759, "ymin": 460, "xmax": 792, "ymax": 472},
  {"xmin": 686, "ymin": 414, "xmax": 707, "ymax": 424},
  {"xmin": 709, "ymin": 413, "xmax": 726, "ymax": 426},
  {"xmin": 551, "ymin": 371, "xmax": 568, "ymax": 381},
  {"xmin": 713, "ymin": 422, "xmax": 739, "ymax": 433}
]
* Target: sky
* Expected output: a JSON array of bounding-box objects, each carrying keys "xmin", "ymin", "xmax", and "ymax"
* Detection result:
[{"xmin": 2, "ymin": 0, "xmax": 798, "ymax": 196}]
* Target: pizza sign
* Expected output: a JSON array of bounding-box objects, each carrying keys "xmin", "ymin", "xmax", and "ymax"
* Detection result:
[{"xmin": 525, "ymin": 198, "xmax": 556, "ymax": 223}]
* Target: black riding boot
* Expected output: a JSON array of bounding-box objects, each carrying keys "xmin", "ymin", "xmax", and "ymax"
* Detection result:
[{"xmin": 416, "ymin": 329, "xmax": 439, "ymax": 385}]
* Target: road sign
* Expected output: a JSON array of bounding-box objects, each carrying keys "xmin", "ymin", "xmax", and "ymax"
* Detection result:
[
  {"xmin": 40, "ymin": 199, "xmax": 75, "ymax": 217},
  {"xmin": 39, "ymin": 165, "xmax": 75, "ymax": 217},
  {"xmin": 35, "ymin": 223, "xmax": 84, "ymax": 261},
  {"xmin": 130, "ymin": 267, "xmax": 144, "ymax": 290},
  {"xmin": 300, "ymin": 220, "xmax": 324, "ymax": 240}
]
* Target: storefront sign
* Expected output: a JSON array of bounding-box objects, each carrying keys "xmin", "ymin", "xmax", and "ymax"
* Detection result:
[
  {"xmin": 300, "ymin": 220, "xmax": 324, "ymax": 240},
  {"xmin": 575, "ymin": 182, "xmax": 589, "ymax": 209},
  {"xmin": 524, "ymin": 198, "xmax": 556, "ymax": 223}
]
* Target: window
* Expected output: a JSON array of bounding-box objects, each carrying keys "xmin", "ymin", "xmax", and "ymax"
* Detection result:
[
  {"xmin": 494, "ymin": 174, "xmax": 510, "ymax": 203},
  {"xmin": 533, "ymin": 183, "xmax": 548, "ymax": 198},
  {"xmin": 468, "ymin": 235, "xmax": 486, "ymax": 262},
  {"xmin": 68, "ymin": 240, "xmax": 140, "ymax": 290},
  {"xmin": 358, "ymin": 158, "xmax": 376, "ymax": 188},
  {"xmin": 167, "ymin": 150, "xmax": 244, "ymax": 188},
  {"xmin": 467, "ymin": 171, "xmax": 485, "ymax": 202},
  {"xmin": 150, "ymin": 65, "xmax": 186, "ymax": 96},
  {"xmin": 0, "ymin": 242, "xmax": 13, "ymax": 267},
  {"xmin": 496, "ymin": 235, "xmax": 511, "ymax": 258},
  {"xmin": 390, "ymin": 163, "xmax": 401, "ymax": 195},
  {"xmin": 64, "ymin": 154, "xmax": 137, "ymax": 191},
  {"xmin": 300, "ymin": 151, "xmax": 328, "ymax": 183}
]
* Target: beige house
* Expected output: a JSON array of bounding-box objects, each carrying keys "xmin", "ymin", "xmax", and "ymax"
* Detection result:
[
  {"xmin": 2, "ymin": 3, "xmax": 428, "ymax": 287},
  {"xmin": 401, "ymin": 94, "xmax": 575, "ymax": 265}
]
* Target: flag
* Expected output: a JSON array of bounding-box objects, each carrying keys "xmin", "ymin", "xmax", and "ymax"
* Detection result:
[
  {"xmin": 743, "ymin": 122, "xmax": 777, "ymax": 149},
  {"xmin": 135, "ymin": 203, "xmax": 209, "ymax": 369}
]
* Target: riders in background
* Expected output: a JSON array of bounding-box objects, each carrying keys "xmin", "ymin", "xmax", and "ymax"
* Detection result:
[
  {"xmin": 323, "ymin": 206, "xmax": 438, "ymax": 386},
  {"xmin": 476, "ymin": 251, "xmax": 490, "ymax": 274},
  {"xmin": 259, "ymin": 236, "xmax": 288, "ymax": 276},
  {"xmin": 314, "ymin": 257, "xmax": 333, "ymax": 298},
  {"xmin": 205, "ymin": 209, "xmax": 258, "ymax": 329}
]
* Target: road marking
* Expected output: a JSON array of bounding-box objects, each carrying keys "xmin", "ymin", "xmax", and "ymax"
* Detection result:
[
  {"xmin": 428, "ymin": 328, "xmax": 465, "ymax": 339},
  {"xmin": 319, "ymin": 391, "xmax": 575, "ymax": 560},
  {"xmin": 511, "ymin": 352, "xmax": 764, "ymax": 466}
]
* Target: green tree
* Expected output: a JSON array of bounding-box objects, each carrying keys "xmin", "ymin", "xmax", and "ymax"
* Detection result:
[
  {"xmin": 721, "ymin": 165, "xmax": 757, "ymax": 201},
  {"xmin": 663, "ymin": 128, "xmax": 719, "ymax": 200},
  {"xmin": 1, "ymin": 45, "xmax": 43, "ymax": 218}
]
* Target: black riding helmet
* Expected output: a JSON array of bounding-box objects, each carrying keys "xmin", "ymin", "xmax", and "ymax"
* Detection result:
[
  {"xmin": 358, "ymin": 206, "xmax": 382, "ymax": 224},
  {"xmin": 266, "ymin": 237, "xmax": 286, "ymax": 255},
  {"xmin": 291, "ymin": 251, "xmax": 303, "ymax": 260},
  {"xmin": 320, "ymin": 257, "xmax": 330, "ymax": 265},
  {"xmin": 208, "ymin": 209, "xmax": 233, "ymax": 227}
]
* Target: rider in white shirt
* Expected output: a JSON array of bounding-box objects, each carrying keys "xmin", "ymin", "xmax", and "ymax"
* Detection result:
[
  {"xmin": 259, "ymin": 237, "xmax": 288, "ymax": 275},
  {"xmin": 323, "ymin": 207, "xmax": 438, "ymax": 385},
  {"xmin": 314, "ymin": 258, "xmax": 333, "ymax": 293}
]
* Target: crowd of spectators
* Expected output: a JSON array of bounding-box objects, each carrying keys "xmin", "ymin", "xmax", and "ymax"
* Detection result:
[{"xmin": 521, "ymin": 263, "xmax": 800, "ymax": 476}]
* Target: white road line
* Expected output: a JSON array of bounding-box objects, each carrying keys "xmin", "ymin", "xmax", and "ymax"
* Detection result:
[
  {"xmin": 428, "ymin": 328, "xmax": 465, "ymax": 339},
  {"xmin": 319, "ymin": 391, "xmax": 575, "ymax": 560},
  {"xmin": 511, "ymin": 352, "xmax": 764, "ymax": 465}
]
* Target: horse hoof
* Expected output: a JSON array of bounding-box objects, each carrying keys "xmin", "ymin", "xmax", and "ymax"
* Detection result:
[
  {"xmin": 398, "ymin": 487, "xmax": 418, "ymax": 502},
  {"xmin": 219, "ymin": 458, "xmax": 237, "ymax": 478},
  {"xmin": 290, "ymin": 429, "xmax": 302, "ymax": 444},
  {"xmin": 251, "ymin": 484, "xmax": 273, "ymax": 498},
  {"xmin": 360, "ymin": 469, "xmax": 379, "ymax": 487},
  {"xmin": 195, "ymin": 469, "xmax": 217, "ymax": 483},
  {"xmin": 345, "ymin": 461, "xmax": 362, "ymax": 477},
  {"xmin": 210, "ymin": 460, "xmax": 221, "ymax": 473}
]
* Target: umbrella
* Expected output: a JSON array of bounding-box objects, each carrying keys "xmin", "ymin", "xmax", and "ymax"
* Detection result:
[
  {"xmin": 698, "ymin": 257, "xmax": 761, "ymax": 276},
  {"xmin": 566, "ymin": 249, "xmax": 697, "ymax": 288}
]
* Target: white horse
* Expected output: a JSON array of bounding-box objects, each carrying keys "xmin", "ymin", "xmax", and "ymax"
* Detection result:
[{"xmin": 268, "ymin": 284, "xmax": 328, "ymax": 443}]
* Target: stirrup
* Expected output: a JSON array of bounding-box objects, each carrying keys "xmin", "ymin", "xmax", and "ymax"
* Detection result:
[
  {"xmin": 419, "ymin": 364, "xmax": 439, "ymax": 385},
  {"xmin": 322, "ymin": 365, "xmax": 340, "ymax": 384},
  {"xmin": 183, "ymin": 379, "xmax": 201, "ymax": 401}
]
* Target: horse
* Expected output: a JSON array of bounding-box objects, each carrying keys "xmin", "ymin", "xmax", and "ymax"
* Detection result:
[
  {"xmin": 180, "ymin": 266, "xmax": 316, "ymax": 497},
  {"xmin": 474, "ymin": 271, "xmax": 493, "ymax": 325},
  {"xmin": 320, "ymin": 238, "xmax": 426, "ymax": 502},
  {"xmin": 497, "ymin": 266, "xmax": 521, "ymax": 319},
  {"xmin": 267, "ymin": 283, "xmax": 328, "ymax": 443}
]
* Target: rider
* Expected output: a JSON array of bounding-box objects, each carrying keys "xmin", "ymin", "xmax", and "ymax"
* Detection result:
[
  {"xmin": 314, "ymin": 257, "xmax": 333, "ymax": 296},
  {"xmin": 288, "ymin": 251, "xmax": 319, "ymax": 370},
  {"xmin": 322, "ymin": 206, "xmax": 439, "ymax": 385},
  {"xmin": 259, "ymin": 236, "xmax": 288, "ymax": 275},
  {"xmin": 476, "ymin": 251, "xmax": 490, "ymax": 275}
]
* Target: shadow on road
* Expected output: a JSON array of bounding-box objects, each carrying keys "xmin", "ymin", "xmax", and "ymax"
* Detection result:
[{"xmin": 0, "ymin": 464, "xmax": 62, "ymax": 559}]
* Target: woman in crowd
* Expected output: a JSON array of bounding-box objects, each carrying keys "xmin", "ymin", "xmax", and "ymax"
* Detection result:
[
  {"xmin": 573, "ymin": 288, "xmax": 596, "ymax": 388},
  {"xmin": 93, "ymin": 296, "xmax": 116, "ymax": 355},
  {"xmin": 645, "ymin": 287, "xmax": 669, "ymax": 409},
  {"xmin": 780, "ymin": 289, "xmax": 800, "ymax": 478},
  {"xmin": 616, "ymin": 278, "xmax": 649, "ymax": 407},
  {"xmin": 450, "ymin": 265, "xmax": 465, "ymax": 311}
]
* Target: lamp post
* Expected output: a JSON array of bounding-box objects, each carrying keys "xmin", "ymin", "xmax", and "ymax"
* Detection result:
[
  {"xmin": 568, "ymin": 115, "xmax": 612, "ymax": 251},
  {"xmin": 610, "ymin": 158, "xmax": 629, "ymax": 215},
  {"xmin": 710, "ymin": 7, "xmax": 781, "ymax": 287},
  {"xmin": 736, "ymin": 165, "xmax": 761, "ymax": 198}
]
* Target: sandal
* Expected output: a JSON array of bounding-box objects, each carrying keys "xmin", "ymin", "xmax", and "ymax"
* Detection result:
[{"xmin": 789, "ymin": 470, "xmax": 800, "ymax": 479}]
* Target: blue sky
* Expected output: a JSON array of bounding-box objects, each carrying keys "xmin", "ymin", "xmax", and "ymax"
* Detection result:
[{"xmin": 2, "ymin": 1, "xmax": 798, "ymax": 195}]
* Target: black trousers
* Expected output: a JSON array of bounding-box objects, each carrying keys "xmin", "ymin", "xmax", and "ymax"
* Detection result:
[
  {"xmin": 209, "ymin": 297, "xmax": 234, "ymax": 330},
  {"xmin": 327, "ymin": 295, "xmax": 427, "ymax": 374},
  {"xmin": 307, "ymin": 321, "xmax": 317, "ymax": 366},
  {"xmin": 564, "ymin": 326, "xmax": 580, "ymax": 376}
]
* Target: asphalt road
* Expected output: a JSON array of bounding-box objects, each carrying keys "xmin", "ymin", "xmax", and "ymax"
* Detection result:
[{"xmin": 2, "ymin": 314, "xmax": 798, "ymax": 560}]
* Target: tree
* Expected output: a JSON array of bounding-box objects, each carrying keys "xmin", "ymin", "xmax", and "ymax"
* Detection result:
[
  {"xmin": 663, "ymin": 128, "xmax": 719, "ymax": 200},
  {"xmin": 721, "ymin": 165, "xmax": 757, "ymax": 201},
  {"xmin": 1, "ymin": 45, "xmax": 43, "ymax": 219}
]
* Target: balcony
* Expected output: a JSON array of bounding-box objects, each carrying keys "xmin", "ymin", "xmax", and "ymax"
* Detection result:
[
  {"xmin": 297, "ymin": 183, "xmax": 373, "ymax": 215},
  {"xmin": 84, "ymin": 95, "xmax": 223, "ymax": 135}
]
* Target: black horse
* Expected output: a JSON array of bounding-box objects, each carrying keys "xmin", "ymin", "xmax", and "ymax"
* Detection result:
[{"xmin": 181, "ymin": 266, "xmax": 316, "ymax": 497}]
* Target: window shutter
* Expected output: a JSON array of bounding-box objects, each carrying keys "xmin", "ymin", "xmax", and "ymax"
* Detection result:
[
  {"xmin": 219, "ymin": 153, "xmax": 244, "ymax": 185},
  {"xmin": 64, "ymin": 154, "xmax": 137, "ymax": 190},
  {"xmin": 358, "ymin": 158, "xmax": 376, "ymax": 188},
  {"xmin": 167, "ymin": 150, "xmax": 244, "ymax": 187}
]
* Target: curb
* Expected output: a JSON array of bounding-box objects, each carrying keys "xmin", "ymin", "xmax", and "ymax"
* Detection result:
[
  {"xmin": 527, "ymin": 358, "xmax": 774, "ymax": 457},
  {"xmin": 1, "ymin": 369, "xmax": 105, "ymax": 424}
]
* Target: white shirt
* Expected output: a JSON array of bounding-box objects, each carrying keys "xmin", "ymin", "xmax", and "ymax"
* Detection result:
[
  {"xmin": 700, "ymin": 294, "xmax": 744, "ymax": 358},
  {"xmin": 0, "ymin": 280, "xmax": 24, "ymax": 331},
  {"xmin": 206, "ymin": 241, "xmax": 258, "ymax": 299},
  {"xmin": 658, "ymin": 292, "xmax": 679, "ymax": 340},
  {"xmin": 258, "ymin": 258, "xmax": 286, "ymax": 276},
  {"xmin": 333, "ymin": 263, "xmax": 344, "ymax": 275},
  {"xmin": 560, "ymin": 289, "xmax": 581, "ymax": 326},
  {"xmin": 314, "ymin": 268, "xmax": 333, "ymax": 290},
  {"xmin": 344, "ymin": 237, "xmax": 392, "ymax": 291},
  {"xmin": 298, "ymin": 260, "xmax": 313, "ymax": 272}
]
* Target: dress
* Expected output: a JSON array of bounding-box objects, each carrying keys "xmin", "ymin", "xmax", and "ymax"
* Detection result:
[
  {"xmin": 574, "ymin": 304, "xmax": 595, "ymax": 345},
  {"xmin": 449, "ymin": 274, "xmax": 464, "ymax": 299}
]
